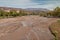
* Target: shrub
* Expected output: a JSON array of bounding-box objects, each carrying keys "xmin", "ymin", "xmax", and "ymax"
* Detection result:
[{"xmin": 49, "ymin": 20, "xmax": 60, "ymax": 40}]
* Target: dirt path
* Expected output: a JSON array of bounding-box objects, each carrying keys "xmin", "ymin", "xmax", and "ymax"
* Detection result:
[{"xmin": 0, "ymin": 16, "xmax": 59, "ymax": 40}]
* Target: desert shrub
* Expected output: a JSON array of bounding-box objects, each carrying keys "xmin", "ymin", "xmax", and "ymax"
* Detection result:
[
  {"xmin": 0, "ymin": 10, "xmax": 28, "ymax": 18},
  {"xmin": 49, "ymin": 20, "xmax": 60, "ymax": 40}
]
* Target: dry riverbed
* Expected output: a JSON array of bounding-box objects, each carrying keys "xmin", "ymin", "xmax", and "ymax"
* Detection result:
[{"xmin": 0, "ymin": 16, "xmax": 58, "ymax": 40}]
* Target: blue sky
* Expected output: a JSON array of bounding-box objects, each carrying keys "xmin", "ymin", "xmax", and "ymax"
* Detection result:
[{"xmin": 0, "ymin": 0, "xmax": 60, "ymax": 10}]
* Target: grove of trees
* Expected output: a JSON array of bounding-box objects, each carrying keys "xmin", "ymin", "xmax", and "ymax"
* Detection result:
[{"xmin": 46, "ymin": 7, "xmax": 60, "ymax": 17}]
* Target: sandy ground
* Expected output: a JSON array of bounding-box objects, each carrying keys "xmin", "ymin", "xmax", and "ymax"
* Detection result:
[{"xmin": 0, "ymin": 16, "xmax": 58, "ymax": 40}]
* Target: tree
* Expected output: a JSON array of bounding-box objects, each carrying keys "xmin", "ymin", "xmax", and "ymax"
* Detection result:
[{"xmin": 53, "ymin": 7, "xmax": 60, "ymax": 17}]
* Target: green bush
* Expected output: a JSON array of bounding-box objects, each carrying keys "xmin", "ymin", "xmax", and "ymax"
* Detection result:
[
  {"xmin": 0, "ymin": 10, "xmax": 28, "ymax": 18},
  {"xmin": 47, "ymin": 7, "xmax": 60, "ymax": 17},
  {"xmin": 49, "ymin": 20, "xmax": 60, "ymax": 40}
]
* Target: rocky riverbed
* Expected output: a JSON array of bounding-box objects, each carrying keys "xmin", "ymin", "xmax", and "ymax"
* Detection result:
[{"xmin": 0, "ymin": 16, "xmax": 58, "ymax": 40}]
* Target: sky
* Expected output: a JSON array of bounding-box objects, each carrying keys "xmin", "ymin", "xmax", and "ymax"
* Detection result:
[{"xmin": 0, "ymin": 0, "xmax": 60, "ymax": 10}]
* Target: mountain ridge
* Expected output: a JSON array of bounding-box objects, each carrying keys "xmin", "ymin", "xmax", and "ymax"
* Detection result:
[{"xmin": 0, "ymin": 7, "xmax": 49, "ymax": 12}]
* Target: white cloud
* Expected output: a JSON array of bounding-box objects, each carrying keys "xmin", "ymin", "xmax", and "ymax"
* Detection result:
[
  {"xmin": 0, "ymin": 0, "xmax": 60, "ymax": 10},
  {"xmin": 0, "ymin": 0, "xmax": 31, "ymax": 7}
]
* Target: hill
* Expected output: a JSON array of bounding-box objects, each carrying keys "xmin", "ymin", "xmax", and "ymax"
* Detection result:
[
  {"xmin": 25, "ymin": 8, "xmax": 49, "ymax": 11},
  {"xmin": 0, "ymin": 7, "xmax": 49, "ymax": 12}
]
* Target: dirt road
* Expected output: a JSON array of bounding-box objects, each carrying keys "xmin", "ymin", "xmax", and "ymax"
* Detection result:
[{"xmin": 0, "ymin": 16, "xmax": 58, "ymax": 40}]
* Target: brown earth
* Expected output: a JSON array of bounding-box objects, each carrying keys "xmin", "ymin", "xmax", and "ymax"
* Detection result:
[{"xmin": 0, "ymin": 15, "xmax": 58, "ymax": 40}]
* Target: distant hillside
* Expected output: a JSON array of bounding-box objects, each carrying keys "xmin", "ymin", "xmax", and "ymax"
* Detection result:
[
  {"xmin": 0, "ymin": 7, "xmax": 49, "ymax": 12},
  {"xmin": 25, "ymin": 8, "xmax": 49, "ymax": 12},
  {"xmin": 0, "ymin": 7, "xmax": 22, "ymax": 10}
]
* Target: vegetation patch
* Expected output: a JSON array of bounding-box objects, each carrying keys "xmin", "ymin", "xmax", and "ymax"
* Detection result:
[{"xmin": 49, "ymin": 20, "xmax": 60, "ymax": 40}]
